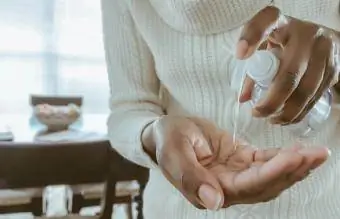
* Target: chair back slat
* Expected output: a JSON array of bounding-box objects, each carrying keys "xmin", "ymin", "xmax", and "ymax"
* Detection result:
[
  {"xmin": 0, "ymin": 140, "xmax": 110, "ymax": 189},
  {"xmin": 30, "ymin": 95, "xmax": 83, "ymax": 107}
]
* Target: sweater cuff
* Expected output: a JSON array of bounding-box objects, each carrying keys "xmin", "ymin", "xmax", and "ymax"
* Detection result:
[
  {"xmin": 107, "ymin": 112, "xmax": 160, "ymax": 169},
  {"xmin": 132, "ymin": 116, "xmax": 159, "ymax": 169}
]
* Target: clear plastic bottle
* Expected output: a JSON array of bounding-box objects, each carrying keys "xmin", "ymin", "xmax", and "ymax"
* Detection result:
[{"xmin": 239, "ymin": 50, "xmax": 332, "ymax": 138}]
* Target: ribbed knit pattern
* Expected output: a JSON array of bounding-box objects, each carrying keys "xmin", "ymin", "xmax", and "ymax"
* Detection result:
[
  {"xmin": 148, "ymin": 0, "xmax": 272, "ymax": 34},
  {"xmin": 102, "ymin": 0, "xmax": 340, "ymax": 218}
]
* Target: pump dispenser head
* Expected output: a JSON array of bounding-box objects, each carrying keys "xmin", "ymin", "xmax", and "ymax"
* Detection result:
[{"xmin": 246, "ymin": 50, "xmax": 280, "ymax": 87}]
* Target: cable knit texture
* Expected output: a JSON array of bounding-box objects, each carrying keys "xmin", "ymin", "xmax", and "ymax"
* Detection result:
[{"xmin": 102, "ymin": 0, "xmax": 340, "ymax": 218}]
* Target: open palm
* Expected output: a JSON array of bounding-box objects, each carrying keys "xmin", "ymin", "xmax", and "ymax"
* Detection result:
[{"xmin": 193, "ymin": 118, "xmax": 329, "ymax": 207}]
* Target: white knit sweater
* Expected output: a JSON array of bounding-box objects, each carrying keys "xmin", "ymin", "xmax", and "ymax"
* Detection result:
[{"xmin": 102, "ymin": 0, "xmax": 340, "ymax": 218}]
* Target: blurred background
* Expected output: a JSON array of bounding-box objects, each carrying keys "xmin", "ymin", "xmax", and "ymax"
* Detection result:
[
  {"xmin": 0, "ymin": 1, "xmax": 139, "ymax": 218},
  {"xmin": 0, "ymin": 0, "xmax": 109, "ymax": 114}
]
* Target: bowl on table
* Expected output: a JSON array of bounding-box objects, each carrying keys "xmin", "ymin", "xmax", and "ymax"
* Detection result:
[{"xmin": 33, "ymin": 103, "xmax": 81, "ymax": 131}]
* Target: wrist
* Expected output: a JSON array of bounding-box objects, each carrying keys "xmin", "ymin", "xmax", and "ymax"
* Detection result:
[{"xmin": 141, "ymin": 119, "xmax": 159, "ymax": 163}]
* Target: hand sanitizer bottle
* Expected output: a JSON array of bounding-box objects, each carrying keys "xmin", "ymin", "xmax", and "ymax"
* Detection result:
[{"xmin": 243, "ymin": 50, "xmax": 332, "ymax": 137}]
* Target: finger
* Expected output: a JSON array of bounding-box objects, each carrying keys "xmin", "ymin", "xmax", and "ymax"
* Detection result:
[
  {"xmin": 253, "ymin": 146, "xmax": 303, "ymax": 163},
  {"xmin": 193, "ymin": 135, "xmax": 213, "ymax": 161},
  {"xmin": 258, "ymin": 40, "xmax": 270, "ymax": 50},
  {"xmin": 160, "ymin": 136, "xmax": 223, "ymax": 210},
  {"xmin": 293, "ymin": 80, "xmax": 332, "ymax": 124},
  {"xmin": 240, "ymin": 148, "xmax": 306, "ymax": 203},
  {"xmin": 183, "ymin": 166, "xmax": 223, "ymax": 210},
  {"xmin": 293, "ymin": 53, "xmax": 335, "ymax": 123},
  {"xmin": 267, "ymin": 41, "xmax": 283, "ymax": 50},
  {"xmin": 253, "ymin": 148, "xmax": 281, "ymax": 162},
  {"xmin": 181, "ymin": 137, "xmax": 224, "ymax": 210},
  {"xmin": 239, "ymin": 76, "xmax": 255, "ymax": 103},
  {"xmin": 233, "ymin": 149, "xmax": 303, "ymax": 192},
  {"xmin": 241, "ymin": 181, "xmax": 284, "ymax": 204},
  {"xmin": 268, "ymin": 25, "xmax": 290, "ymax": 47},
  {"xmin": 247, "ymin": 178, "xmax": 290, "ymax": 204},
  {"xmin": 215, "ymin": 132, "xmax": 239, "ymax": 163},
  {"xmin": 190, "ymin": 117, "xmax": 224, "ymax": 157},
  {"xmin": 270, "ymin": 35, "xmax": 330, "ymax": 124},
  {"xmin": 253, "ymin": 33, "xmax": 313, "ymax": 118},
  {"xmin": 287, "ymin": 147, "xmax": 330, "ymax": 181},
  {"xmin": 237, "ymin": 6, "xmax": 280, "ymax": 59},
  {"xmin": 251, "ymin": 161, "xmax": 264, "ymax": 168},
  {"xmin": 239, "ymin": 38, "xmax": 283, "ymax": 104},
  {"xmin": 218, "ymin": 146, "xmax": 302, "ymax": 205},
  {"xmin": 235, "ymin": 146, "xmax": 329, "ymax": 204},
  {"xmin": 262, "ymin": 147, "xmax": 330, "ymax": 200}
]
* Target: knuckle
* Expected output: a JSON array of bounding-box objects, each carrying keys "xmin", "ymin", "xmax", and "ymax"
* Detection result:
[
  {"xmin": 316, "ymin": 32, "xmax": 332, "ymax": 44},
  {"xmin": 314, "ymin": 34, "xmax": 332, "ymax": 54},
  {"xmin": 284, "ymin": 71, "xmax": 300, "ymax": 90},
  {"xmin": 264, "ymin": 6, "xmax": 280, "ymax": 15}
]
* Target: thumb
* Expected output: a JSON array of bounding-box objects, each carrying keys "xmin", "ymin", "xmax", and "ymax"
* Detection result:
[
  {"xmin": 157, "ymin": 117, "xmax": 224, "ymax": 210},
  {"xmin": 237, "ymin": 6, "xmax": 280, "ymax": 59},
  {"xmin": 179, "ymin": 136, "xmax": 224, "ymax": 210},
  {"xmin": 180, "ymin": 161, "xmax": 224, "ymax": 210}
]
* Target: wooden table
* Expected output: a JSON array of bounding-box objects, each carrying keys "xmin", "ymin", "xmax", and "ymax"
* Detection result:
[
  {"xmin": 0, "ymin": 113, "xmax": 112, "ymax": 194},
  {"xmin": 0, "ymin": 114, "xmax": 108, "ymax": 142},
  {"xmin": 0, "ymin": 114, "xmax": 114, "ymax": 218},
  {"xmin": 0, "ymin": 113, "xmax": 148, "ymax": 219}
]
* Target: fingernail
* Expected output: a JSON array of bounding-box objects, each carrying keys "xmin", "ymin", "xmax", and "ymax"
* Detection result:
[
  {"xmin": 198, "ymin": 184, "xmax": 222, "ymax": 211},
  {"xmin": 236, "ymin": 40, "xmax": 249, "ymax": 59}
]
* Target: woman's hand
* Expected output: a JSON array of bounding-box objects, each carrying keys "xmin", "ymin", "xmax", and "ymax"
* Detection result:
[
  {"xmin": 142, "ymin": 116, "xmax": 330, "ymax": 210},
  {"xmin": 237, "ymin": 6, "xmax": 340, "ymax": 125}
]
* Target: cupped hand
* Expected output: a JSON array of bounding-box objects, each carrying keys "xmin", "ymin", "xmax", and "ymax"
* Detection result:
[
  {"xmin": 144, "ymin": 116, "xmax": 330, "ymax": 210},
  {"xmin": 237, "ymin": 6, "xmax": 340, "ymax": 125}
]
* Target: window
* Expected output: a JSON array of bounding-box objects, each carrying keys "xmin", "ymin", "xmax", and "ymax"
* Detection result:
[{"xmin": 0, "ymin": 0, "xmax": 109, "ymax": 114}]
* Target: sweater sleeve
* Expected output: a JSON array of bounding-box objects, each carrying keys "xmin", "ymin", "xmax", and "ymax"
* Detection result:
[{"xmin": 101, "ymin": 0, "xmax": 163, "ymax": 168}]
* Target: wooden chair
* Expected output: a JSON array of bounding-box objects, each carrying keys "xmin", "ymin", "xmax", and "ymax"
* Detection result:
[
  {"xmin": 0, "ymin": 140, "xmax": 113, "ymax": 218},
  {"xmin": 108, "ymin": 151, "xmax": 149, "ymax": 219},
  {"xmin": 0, "ymin": 96, "xmax": 85, "ymax": 216},
  {"xmin": 0, "ymin": 188, "xmax": 43, "ymax": 216},
  {"xmin": 70, "ymin": 152, "xmax": 149, "ymax": 219}
]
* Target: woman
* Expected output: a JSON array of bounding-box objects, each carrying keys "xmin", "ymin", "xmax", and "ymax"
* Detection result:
[{"xmin": 101, "ymin": 0, "xmax": 340, "ymax": 218}]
